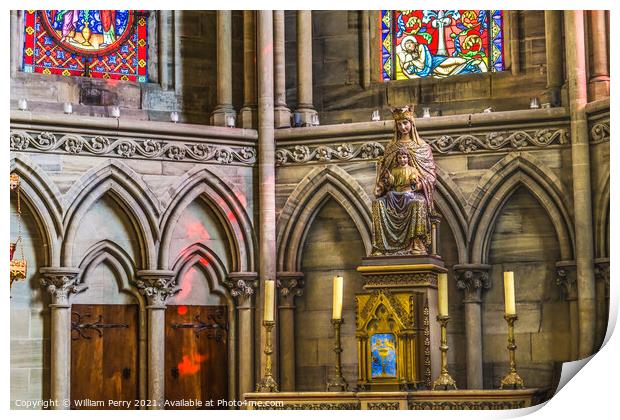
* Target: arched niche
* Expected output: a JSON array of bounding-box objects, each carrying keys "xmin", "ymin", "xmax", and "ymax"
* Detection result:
[{"xmin": 295, "ymin": 197, "xmax": 366, "ymax": 391}]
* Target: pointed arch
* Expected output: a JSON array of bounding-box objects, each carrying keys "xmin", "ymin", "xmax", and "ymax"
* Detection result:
[
  {"xmin": 62, "ymin": 160, "xmax": 160, "ymax": 269},
  {"xmin": 468, "ymin": 152, "xmax": 575, "ymax": 264},
  {"xmin": 77, "ymin": 239, "xmax": 144, "ymax": 306},
  {"xmin": 277, "ymin": 165, "xmax": 372, "ymax": 272},
  {"xmin": 595, "ymin": 175, "xmax": 610, "ymax": 258},
  {"xmin": 160, "ymin": 167, "xmax": 256, "ymax": 273},
  {"xmin": 434, "ymin": 164, "xmax": 469, "ymax": 263},
  {"xmin": 10, "ymin": 154, "xmax": 63, "ymax": 266},
  {"xmin": 169, "ymin": 242, "xmax": 236, "ymax": 401},
  {"xmin": 170, "ymin": 242, "xmax": 231, "ymax": 302}
]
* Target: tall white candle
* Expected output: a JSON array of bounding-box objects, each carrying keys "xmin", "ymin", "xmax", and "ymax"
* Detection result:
[
  {"xmin": 332, "ymin": 276, "xmax": 343, "ymax": 320},
  {"xmin": 438, "ymin": 273, "xmax": 448, "ymax": 317},
  {"xmin": 503, "ymin": 272, "xmax": 516, "ymax": 315},
  {"xmin": 263, "ymin": 279, "xmax": 275, "ymax": 322}
]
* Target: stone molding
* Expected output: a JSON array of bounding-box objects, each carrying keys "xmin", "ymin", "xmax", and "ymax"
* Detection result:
[
  {"xmin": 454, "ymin": 264, "xmax": 491, "ymax": 303},
  {"xmin": 135, "ymin": 270, "xmax": 178, "ymax": 308},
  {"xmin": 10, "ymin": 129, "xmax": 257, "ymax": 166},
  {"xmin": 555, "ymin": 261, "xmax": 577, "ymax": 301},
  {"xmin": 274, "ymin": 128, "xmax": 569, "ymax": 165},
  {"xmin": 590, "ymin": 121, "xmax": 609, "ymax": 143},
  {"xmin": 39, "ymin": 267, "xmax": 85, "ymax": 306},
  {"xmin": 276, "ymin": 271, "xmax": 305, "ymax": 307}
]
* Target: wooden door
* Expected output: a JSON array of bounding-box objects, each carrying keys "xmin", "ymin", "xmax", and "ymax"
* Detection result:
[
  {"xmin": 71, "ymin": 304, "xmax": 139, "ymax": 410},
  {"xmin": 165, "ymin": 305, "xmax": 228, "ymax": 409}
]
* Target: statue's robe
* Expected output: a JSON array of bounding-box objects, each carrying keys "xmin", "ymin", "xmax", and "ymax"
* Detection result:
[{"xmin": 371, "ymin": 139, "xmax": 436, "ymax": 255}]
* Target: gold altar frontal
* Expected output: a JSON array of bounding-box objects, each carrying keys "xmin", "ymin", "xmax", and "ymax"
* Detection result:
[
  {"xmin": 243, "ymin": 389, "xmax": 546, "ymax": 410},
  {"xmin": 355, "ymin": 255, "xmax": 446, "ymax": 391}
]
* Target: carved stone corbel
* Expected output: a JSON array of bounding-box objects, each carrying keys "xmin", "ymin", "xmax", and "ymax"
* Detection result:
[
  {"xmin": 555, "ymin": 261, "xmax": 577, "ymax": 301},
  {"xmin": 594, "ymin": 258, "xmax": 610, "ymax": 298}
]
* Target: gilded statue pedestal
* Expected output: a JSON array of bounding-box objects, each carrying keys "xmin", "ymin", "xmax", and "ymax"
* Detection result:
[{"xmin": 355, "ymin": 255, "xmax": 445, "ymax": 391}]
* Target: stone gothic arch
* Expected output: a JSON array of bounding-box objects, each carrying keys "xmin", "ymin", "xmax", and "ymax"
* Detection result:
[
  {"xmin": 434, "ymin": 164, "xmax": 469, "ymax": 263},
  {"xmin": 468, "ymin": 152, "xmax": 575, "ymax": 264},
  {"xmin": 62, "ymin": 160, "xmax": 160, "ymax": 269},
  {"xmin": 168, "ymin": 241, "xmax": 238, "ymax": 402},
  {"xmin": 10, "ymin": 154, "xmax": 63, "ymax": 266},
  {"xmin": 276, "ymin": 165, "xmax": 372, "ymax": 272},
  {"xmin": 159, "ymin": 167, "xmax": 256, "ymax": 273}
]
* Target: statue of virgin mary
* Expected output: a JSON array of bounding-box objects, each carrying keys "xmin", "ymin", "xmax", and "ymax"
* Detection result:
[{"xmin": 372, "ymin": 105, "xmax": 437, "ymax": 255}]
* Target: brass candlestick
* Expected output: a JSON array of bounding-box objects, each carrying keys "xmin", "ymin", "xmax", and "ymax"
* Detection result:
[
  {"xmin": 256, "ymin": 320, "xmax": 279, "ymax": 392},
  {"xmin": 432, "ymin": 315, "xmax": 457, "ymax": 390},
  {"xmin": 500, "ymin": 314, "xmax": 524, "ymax": 389},
  {"xmin": 326, "ymin": 318, "xmax": 349, "ymax": 391}
]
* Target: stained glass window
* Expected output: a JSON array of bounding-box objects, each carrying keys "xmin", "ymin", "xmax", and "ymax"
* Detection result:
[
  {"xmin": 23, "ymin": 10, "xmax": 148, "ymax": 82},
  {"xmin": 381, "ymin": 10, "xmax": 504, "ymax": 80}
]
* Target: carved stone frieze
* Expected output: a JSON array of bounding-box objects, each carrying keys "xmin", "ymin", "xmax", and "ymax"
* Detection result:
[
  {"xmin": 274, "ymin": 128, "xmax": 570, "ymax": 165},
  {"xmin": 135, "ymin": 270, "xmax": 178, "ymax": 308},
  {"xmin": 10, "ymin": 130, "xmax": 256, "ymax": 165},
  {"xmin": 39, "ymin": 267, "xmax": 85, "ymax": 306}
]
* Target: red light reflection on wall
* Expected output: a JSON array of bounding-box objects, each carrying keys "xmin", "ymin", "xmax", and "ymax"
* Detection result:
[
  {"xmin": 177, "ymin": 305, "xmax": 188, "ymax": 315},
  {"xmin": 177, "ymin": 352, "xmax": 209, "ymax": 376},
  {"xmin": 176, "ymin": 267, "xmax": 196, "ymax": 300}
]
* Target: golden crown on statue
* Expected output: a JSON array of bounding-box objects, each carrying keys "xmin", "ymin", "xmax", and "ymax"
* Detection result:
[{"xmin": 390, "ymin": 105, "xmax": 415, "ymax": 121}]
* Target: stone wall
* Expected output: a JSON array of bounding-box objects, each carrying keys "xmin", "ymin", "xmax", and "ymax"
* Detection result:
[{"xmin": 12, "ymin": 10, "xmax": 555, "ymax": 127}]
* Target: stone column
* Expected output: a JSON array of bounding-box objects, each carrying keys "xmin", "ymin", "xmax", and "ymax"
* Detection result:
[
  {"xmin": 136, "ymin": 270, "xmax": 177, "ymax": 409},
  {"xmin": 39, "ymin": 267, "xmax": 85, "ymax": 409},
  {"xmin": 277, "ymin": 272, "xmax": 304, "ymax": 391},
  {"xmin": 211, "ymin": 10, "xmax": 236, "ymax": 126},
  {"xmin": 158, "ymin": 11, "xmax": 174, "ymax": 90},
  {"xmin": 587, "ymin": 11, "xmax": 610, "ymax": 100},
  {"xmin": 544, "ymin": 11, "xmax": 564, "ymax": 107},
  {"xmin": 273, "ymin": 10, "xmax": 291, "ymax": 128},
  {"xmin": 454, "ymin": 264, "xmax": 491, "ymax": 389},
  {"xmin": 257, "ymin": 9, "xmax": 277, "ymax": 381},
  {"xmin": 295, "ymin": 11, "xmax": 318, "ymax": 126},
  {"xmin": 239, "ymin": 11, "xmax": 257, "ymax": 128},
  {"xmin": 564, "ymin": 11, "xmax": 597, "ymax": 359},
  {"xmin": 225, "ymin": 273, "xmax": 258, "ymax": 399},
  {"xmin": 556, "ymin": 262, "xmax": 579, "ymax": 360},
  {"xmin": 594, "ymin": 258, "xmax": 610, "ymax": 349},
  {"xmin": 360, "ymin": 11, "xmax": 371, "ymax": 89},
  {"xmin": 508, "ymin": 11, "xmax": 520, "ymax": 75}
]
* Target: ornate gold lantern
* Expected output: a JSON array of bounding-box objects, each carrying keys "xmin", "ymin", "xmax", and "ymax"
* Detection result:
[{"xmin": 10, "ymin": 173, "xmax": 27, "ymax": 288}]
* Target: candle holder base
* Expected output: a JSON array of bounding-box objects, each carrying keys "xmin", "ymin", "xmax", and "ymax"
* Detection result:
[
  {"xmin": 432, "ymin": 372, "xmax": 458, "ymax": 390},
  {"xmin": 256, "ymin": 375, "xmax": 279, "ymax": 393},
  {"xmin": 326, "ymin": 375, "xmax": 349, "ymax": 392},
  {"xmin": 500, "ymin": 371, "xmax": 525, "ymax": 390}
]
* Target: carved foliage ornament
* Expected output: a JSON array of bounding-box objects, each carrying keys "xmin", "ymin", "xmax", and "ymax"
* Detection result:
[
  {"xmin": 274, "ymin": 129, "xmax": 569, "ymax": 165},
  {"xmin": 40, "ymin": 273, "xmax": 86, "ymax": 305},
  {"xmin": 10, "ymin": 130, "xmax": 256, "ymax": 165},
  {"xmin": 136, "ymin": 277, "xmax": 179, "ymax": 306}
]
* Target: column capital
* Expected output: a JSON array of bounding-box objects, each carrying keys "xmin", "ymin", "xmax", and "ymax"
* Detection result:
[
  {"xmin": 225, "ymin": 272, "xmax": 259, "ymax": 306},
  {"xmin": 555, "ymin": 261, "xmax": 578, "ymax": 301},
  {"xmin": 594, "ymin": 258, "xmax": 610, "ymax": 297},
  {"xmin": 39, "ymin": 267, "xmax": 86, "ymax": 307},
  {"xmin": 277, "ymin": 271, "xmax": 305, "ymax": 307},
  {"xmin": 135, "ymin": 270, "xmax": 178, "ymax": 308},
  {"xmin": 454, "ymin": 264, "xmax": 491, "ymax": 303}
]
